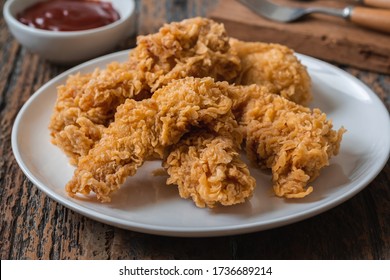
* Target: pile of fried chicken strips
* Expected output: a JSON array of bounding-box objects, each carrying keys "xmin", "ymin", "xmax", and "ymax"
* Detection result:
[{"xmin": 49, "ymin": 18, "xmax": 345, "ymax": 208}]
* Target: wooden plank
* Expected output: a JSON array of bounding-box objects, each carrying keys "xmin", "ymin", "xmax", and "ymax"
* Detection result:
[{"xmin": 209, "ymin": 0, "xmax": 390, "ymax": 74}]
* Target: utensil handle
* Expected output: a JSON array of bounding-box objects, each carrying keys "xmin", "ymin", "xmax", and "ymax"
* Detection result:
[
  {"xmin": 361, "ymin": 0, "xmax": 390, "ymax": 9},
  {"xmin": 350, "ymin": 7, "xmax": 390, "ymax": 33}
]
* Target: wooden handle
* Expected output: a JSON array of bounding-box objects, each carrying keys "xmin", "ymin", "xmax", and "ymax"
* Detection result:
[
  {"xmin": 350, "ymin": 7, "xmax": 390, "ymax": 33},
  {"xmin": 362, "ymin": 0, "xmax": 390, "ymax": 9}
]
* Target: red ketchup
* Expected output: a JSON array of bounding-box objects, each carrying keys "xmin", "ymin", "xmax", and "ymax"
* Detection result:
[{"xmin": 17, "ymin": 0, "xmax": 120, "ymax": 31}]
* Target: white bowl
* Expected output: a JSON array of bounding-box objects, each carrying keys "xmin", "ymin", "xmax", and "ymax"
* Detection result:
[{"xmin": 3, "ymin": 0, "xmax": 135, "ymax": 65}]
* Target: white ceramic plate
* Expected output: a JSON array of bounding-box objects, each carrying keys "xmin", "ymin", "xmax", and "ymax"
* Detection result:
[{"xmin": 12, "ymin": 50, "xmax": 390, "ymax": 237}]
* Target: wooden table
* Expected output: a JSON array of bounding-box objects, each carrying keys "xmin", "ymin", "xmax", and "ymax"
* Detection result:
[{"xmin": 1, "ymin": 0, "xmax": 389, "ymax": 260}]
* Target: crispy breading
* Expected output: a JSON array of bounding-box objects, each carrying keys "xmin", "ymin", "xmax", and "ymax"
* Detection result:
[
  {"xmin": 48, "ymin": 17, "xmax": 345, "ymax": 207},
  {"xmin": 49, "ymin": 63, "xmax": 136, "ymax": 164},
  {"xmin": 163, "ymin": 130, "xmax": 255, "ymax": 208},
  {"xmin": 65, "ymin": 77, "xmax": 240, "ymax": 202},
  {"xmin": 238, "ymin": 86, "xmax": 345, "ymax": 198},
  {"xmin": 231, "ymin": 38, "xmax": 312, "ymax": 106},
  {"xmin": 131, "ymin": 17, "xmax": 241, "ymax": 91},
  {"xmin": 49, "ymin": 17, "xmax": 241, "ymax": 164},
  {"xmin": 163, "ymin": 38, "xmax": 315, "ymax": 204},
  {"xmin": 161, "ymin": 81, "xmax": 344, "ymax": 203}
]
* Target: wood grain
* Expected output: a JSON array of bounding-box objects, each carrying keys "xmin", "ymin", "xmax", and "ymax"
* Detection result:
[
  {"xmin": 0, "ymin": 0, "xmax": 389, "ymax": 260},
  {"xmin": 209, "ymin": 0, "xmax": 390, "ymax": 74}
]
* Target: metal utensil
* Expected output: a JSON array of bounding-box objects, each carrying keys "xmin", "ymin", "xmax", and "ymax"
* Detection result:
[
  {"xmin": 295, "ymin": 0, "xmax": 390, "ymax": 9},
  {"xmin": 239, "ymin": 0, "xmax": 390, "ymax": 33},
  {"xmin": 354, "ymin": 0, "xmax": 390, "ymax": 9}
]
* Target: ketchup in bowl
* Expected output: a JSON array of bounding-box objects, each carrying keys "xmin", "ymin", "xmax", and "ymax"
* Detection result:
[{"xmin": 17, "ymin": 0, "xmax": 120, "ymax": 31}]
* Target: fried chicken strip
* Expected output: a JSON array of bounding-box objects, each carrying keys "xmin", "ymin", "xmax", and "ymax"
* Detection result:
[
  {"xmin": 50, "ymin": 17, "xmax": 241, "ymax": 164},
  {"xmin": 231, "ymin": 38, "xmax": 312, "ymax": 106},
  {"xmin": 238, "ymin": 85, "xmax": 345, "ymax": 198},
  {"xmin": 66, "ymin": 77, "xmax": 239, "ymax": 202},
  {"xmin": 49, "ymin": 62, "xmax": 137, "ymax": 164},
  {"xmin": 163, "ymin": 130, "xmax": 255, "ymax": 208}
]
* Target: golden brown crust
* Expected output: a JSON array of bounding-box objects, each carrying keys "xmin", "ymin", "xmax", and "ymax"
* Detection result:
[
  {"xmin": 239, "ymin": 87, "xmax": 345, "ymax": 198},
  {"xmin": 163, "ymin": 82, "xmax": 344, "ymax": 201},
  {"xmin": 230, "ymin": 38, "xmax": 312, "ymax": 106},
  {"xmin": 49, "ymin": 17, "xmax": 241, "ymax": 165},
  {"xmin": 49, "ymin": 62, "xmax": 139, "ymax": 165},
  {"xmin": 48, "ymin": 17, "xmax": 344, "ymax": 207},
  {"xmin": 64, "ymin": 77, "xmax": 345, "ymax": 204},
  {"xmin": 132, "ymin": 17, "xmax": 241, "ymax": 90},
  {"xmin": 163, "ymin": 130, "xmax": 255, "ymax": 208},
  {"xmin": 65, "ymin": 77, "xmax": 239, "ymax": 202}
]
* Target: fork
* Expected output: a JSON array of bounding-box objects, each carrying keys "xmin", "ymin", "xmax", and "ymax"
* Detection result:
[
  {"xmin": 296, "ymin": 0, "xmax": 390, "ymax": 9},
  {"xmin": 239, "ymin": 0, "xmax": 390, "ymax": 33},
  {"xmin": 349, "ymin": 0, "xmax": 390, "ymax": 9}
]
